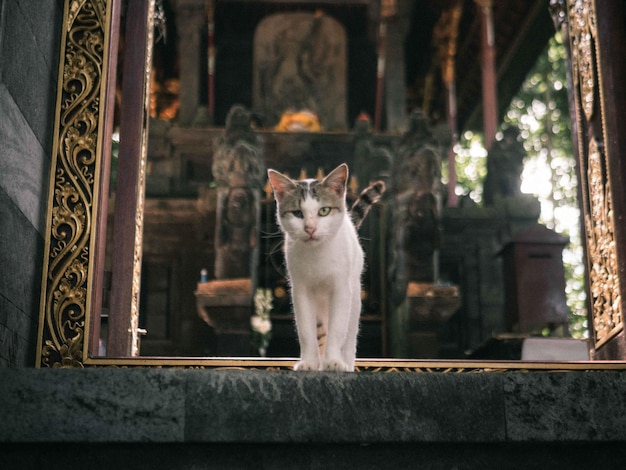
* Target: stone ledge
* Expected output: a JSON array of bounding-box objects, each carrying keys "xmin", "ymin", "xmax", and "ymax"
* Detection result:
[
  {"xmin": 5, "ymin": 442, "xmax": 626, "ymax": 469},
  {"xmin": 1, "ymin": 368, "xmax": 625, "ymax": 443}
]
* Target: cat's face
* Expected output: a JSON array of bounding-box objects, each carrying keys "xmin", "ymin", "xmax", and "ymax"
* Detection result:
[{"xmin": 268, "ymin": 164, "xmax": 348, "ymax": 245}]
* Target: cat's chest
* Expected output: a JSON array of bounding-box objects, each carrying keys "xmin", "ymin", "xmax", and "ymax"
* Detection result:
[
  {"xmin": 285, "ymin": 233, "xmax": 362, "ymax": 281},
  {"xmin": 287, "ymin": 239, "xmax": 339, "ymax": 266}
]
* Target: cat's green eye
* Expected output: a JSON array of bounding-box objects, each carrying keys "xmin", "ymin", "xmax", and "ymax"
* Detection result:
[
  {"xmin": 318, "ymin": 207, "xmax": 332, "ymax": 217},
  {"xmin": 292, "ymin": 210, "xmax": 304, "ymax": 218}
]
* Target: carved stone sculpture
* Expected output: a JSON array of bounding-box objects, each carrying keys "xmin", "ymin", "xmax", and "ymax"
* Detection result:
[
  {"xmin": 483, "ymin": 126, "xmax": 526, "ymax": 205},
  {"xmin": 389, "ymin": 109, "xmax": 460, "ymax": 359},
  {"xmin": 211, "ymin": 106, "xmax": 265, "ymax": 280},
  {"xmin": 392, "ymin": 109, "xmax": 442, "ymax": 288},
  {"xmin": 352, "ymin": 113, "xmax": 393, "ymax": 190},
  {"xmin": 253, "ymin": 12, "xmax": 347, "ymax": 130},
  {"xmin": 196, "ymin": 105, "xmax": 265, "ymax": 355}
]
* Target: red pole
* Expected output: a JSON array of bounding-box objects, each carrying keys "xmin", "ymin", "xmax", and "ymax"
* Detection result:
[
  {"xmin": 207, "ymin": 0, "xmax": 215, "ymax": 124},
  {"xmin": 477, "ymin": 0, "xmax": 498, "ymax": 149},
  {"xmin": 443, "ymin": 3, "xmax": 463, "ymax": 207},
  {"xmin": 374, "ymin": 21, "xmax": 386, "ymax": 132},
  {"xmin": 446, "ymin": 80, "xmax": 459, "ymax": 207}
]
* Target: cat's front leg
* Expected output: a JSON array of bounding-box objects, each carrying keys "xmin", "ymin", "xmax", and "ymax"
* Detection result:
[
  {"xmin": 324, "ymin": 273, "xmax": 363, "ymax": 372},
  {"xmin": 339, "ymin": 280, "xmax": 363, "ymax": 371},
  {"xmin": 293, "ymin": 360, "xmax": 320, "ymax": 371},
  {"xmin": 292, "ymin": 286, "xmax": 321, "ymax": 371},
  {"xmin": 321, "ymin": 290, "xmax": 354, "ymax": 372},
  {"xmin": 322, "ymin": 358, "xmax": 352, "ymax": 372}
]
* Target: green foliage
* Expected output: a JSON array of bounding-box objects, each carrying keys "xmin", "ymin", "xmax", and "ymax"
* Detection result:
[
  {"xmin": 444, "ymin": 130, "xmax": 487, "ymax": 203},
  {"xmin": 504, "ymin": 33, "xmax": 587, "ymax": 339}
]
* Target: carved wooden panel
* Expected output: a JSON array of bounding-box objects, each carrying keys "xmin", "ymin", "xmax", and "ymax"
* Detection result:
[
  {"xmin": 563, "ymin": 0, "xmax": 626, "ymax": 354},
  {"xmin": 37, "ymin": 0, "xmax": 112, "ymax": 367}
]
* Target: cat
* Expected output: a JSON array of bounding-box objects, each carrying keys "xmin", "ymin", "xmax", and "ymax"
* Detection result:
[{"xmin": 267, "ymin": 163, "xmax": 385, "ymax": 371}]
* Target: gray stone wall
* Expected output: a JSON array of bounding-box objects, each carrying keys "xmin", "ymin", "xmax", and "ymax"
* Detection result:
[
  {"xmin": 0, "ymin": 0, "xmax": 62, "ymax": 367},
  {"xmin": 1, "ymin": 368, "xmax": 626, "ymax": 468}
]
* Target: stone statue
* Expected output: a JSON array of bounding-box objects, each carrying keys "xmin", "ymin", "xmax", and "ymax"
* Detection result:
[
  {"xmin": 212, "ymin": 105, "xmax": 265, "ymax": 280},
  {"xmin": 253, "ymin": 12, "xmax": 347, "ymax": 129},
  {"xmin": 195, "ymin": 105, "xmax": 265, "ymax": 356},
  {"xmin": 391, "ymin": 109, "xmax": 442, "ymax": 301},
  {"xmin": 352, "ymin": 112, "xmax": 392, "ymax": 190},
  {"xmin": 393, "ymin": 109, "xmax": 441, "ymax": 195},
  {"xmin": 483, "ymin": 126, "xmax": 526, "ymax": 205},
  {"xmin": 212, "ymin": 105, "xmax": 263, "ymax": 185},
  {"xmin": 388, "ymin": 111, "xmax": 461, "ymax": 359}
]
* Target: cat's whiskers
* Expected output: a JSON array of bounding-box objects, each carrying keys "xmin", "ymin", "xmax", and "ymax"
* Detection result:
[{"xmin": 263, "ymin": 231, "xmax": 282, "ymax": 244}]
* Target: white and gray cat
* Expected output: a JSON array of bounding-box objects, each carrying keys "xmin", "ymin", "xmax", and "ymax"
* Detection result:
[{"xmin": 267, "ymin": 163, "xmax": 385, "ymax": 371}]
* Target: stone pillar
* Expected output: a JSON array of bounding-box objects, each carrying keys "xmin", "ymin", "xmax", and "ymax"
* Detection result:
[
  {"xmin": 175, "ymin": 0, "xmax": 206, "ymax": 126},
  {"xmin": 383, "ymin": 0, "xmax": 410, "ymax": 133}
]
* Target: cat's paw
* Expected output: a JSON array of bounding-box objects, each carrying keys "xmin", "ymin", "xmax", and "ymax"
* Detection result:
[
  {"xmin": 322, "ymin": 358, "xmax": 353, "ymax": 372},
  {"xmin": 294, "ymin": 360, "xmax": 320, "ymax": 371}
]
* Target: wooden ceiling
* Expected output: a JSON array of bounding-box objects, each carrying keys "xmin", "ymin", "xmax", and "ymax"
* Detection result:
[
  {"xmin": 404, "ymin": 0, "xmax": 554, "ymax": 132},
  {"xmin": 168, "ymin": 0, "xmax": 556, "ymax": 132}
]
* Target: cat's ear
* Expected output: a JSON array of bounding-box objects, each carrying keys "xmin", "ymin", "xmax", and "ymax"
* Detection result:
[
  {"xmin": 267, "ymin": 169, "xmax": 295, "ymax": 202},
  {"xmin": 322, "ymin": 163, "xmax": 348, "ymax": 196}
]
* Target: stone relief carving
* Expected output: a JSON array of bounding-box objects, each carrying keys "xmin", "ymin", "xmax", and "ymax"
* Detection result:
[{"xmin": 253, "ymin": 12, "xmax": 347, "ymax": 130}]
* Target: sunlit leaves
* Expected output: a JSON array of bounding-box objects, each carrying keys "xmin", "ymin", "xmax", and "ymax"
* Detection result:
[
  {"xmin": 443, "ymin": 131, "xmax": 487, "ymax": 203},
  {"xmin": 505, "ymin": 32, "xmax": 587, "ymax": 338}
]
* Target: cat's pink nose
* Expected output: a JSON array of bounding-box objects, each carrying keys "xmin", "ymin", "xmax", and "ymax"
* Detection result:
[{"xmin": 305, "ymin": 226, "xmax": 316, "ymax": 236}]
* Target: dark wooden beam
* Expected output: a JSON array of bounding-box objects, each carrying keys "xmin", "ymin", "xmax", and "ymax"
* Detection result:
[
  {"xmin": 107, "ymin": 0, "xmax": 152, "ymax": 357},
  {"xmin": 89, "ymin": 0, "xmax": 122, "ymax": 357}
]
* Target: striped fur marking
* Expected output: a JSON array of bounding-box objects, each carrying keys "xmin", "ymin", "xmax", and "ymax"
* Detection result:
[{"xmin": 350, "ymin": 180, "xmax": 386, "ymax": 229}]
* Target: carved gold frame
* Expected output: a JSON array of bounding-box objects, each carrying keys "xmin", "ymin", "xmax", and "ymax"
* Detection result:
[
  {"xmin": 567, "ymin": 0, "xmax": 623, "ymax": 349},
  {"xmin": 35, "ymin": 0, "xmax": 626, "ymax": 372}
]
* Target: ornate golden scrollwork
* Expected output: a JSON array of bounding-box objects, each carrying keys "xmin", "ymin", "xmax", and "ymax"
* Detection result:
[
  {"xmin": 585, "ymin": 139, "xmax": 622, "ymax": 347},
  {"xmin": 37, "ymin": 0, "xmax": 109, "ymax": 367},
  {"xmin": 433, "ymin": 1, "xmax": 463, "ymax": 87},
  {"xmin": 567, "ymin": 0, "xmax": 597, "ymax": 121},
  {"xmin": 566, "ymin": 0, "xmax": 623, "ymax": 348}
]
